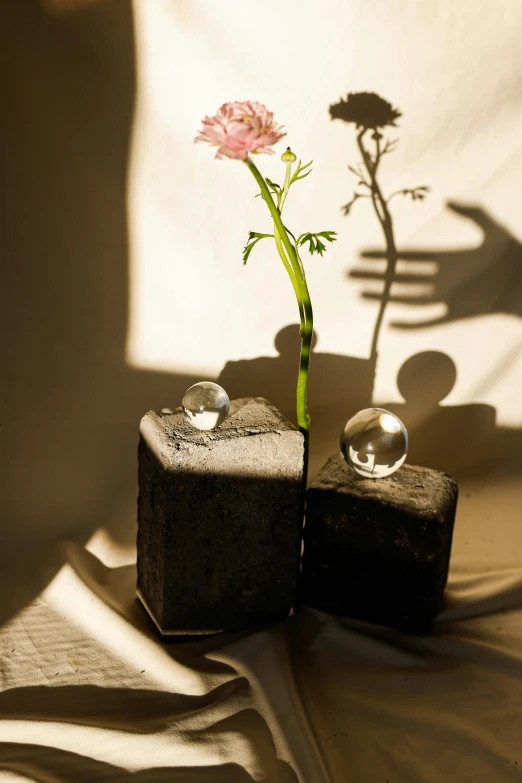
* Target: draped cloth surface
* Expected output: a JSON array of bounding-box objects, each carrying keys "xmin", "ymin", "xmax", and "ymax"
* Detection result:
[
  {"xmin": 2, "ymin": 1, "xmax": 522, "ymax": 780},
  {"xmin": 1, "ymin": 537, "xmax": 522, "ymax": 782}
]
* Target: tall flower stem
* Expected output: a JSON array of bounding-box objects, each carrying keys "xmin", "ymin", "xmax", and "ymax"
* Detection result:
[
  {"xmin": 244, "ymin": 157, "xmax": 313, "ymax": 470},
  {"xmin": 357, "ymin": 129, "xmax": 398, "ymax": 366}
]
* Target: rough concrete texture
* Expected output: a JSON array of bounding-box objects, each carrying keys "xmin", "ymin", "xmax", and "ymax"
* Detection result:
[
  {"xmin": 300, "ymin": 453, "xmax": 459, "ymax": 632},
  {"xmin": 137, "ymin": 397, "xmax": 305, "ymax": 634}
]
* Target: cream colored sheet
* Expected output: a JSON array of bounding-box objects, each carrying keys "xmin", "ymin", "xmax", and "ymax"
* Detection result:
[
  {"xmin": 2, "ymin": 1, "xmax": 522, "ymax": 781},
  {"xmin": 0, "ymin": 518, "xmax": 521, "ymax": 783}
]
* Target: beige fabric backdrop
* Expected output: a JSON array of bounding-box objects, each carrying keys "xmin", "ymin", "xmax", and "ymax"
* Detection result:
[{"xmin": 1, "ymin": 1, "xmax": 522, "ymax": 780}]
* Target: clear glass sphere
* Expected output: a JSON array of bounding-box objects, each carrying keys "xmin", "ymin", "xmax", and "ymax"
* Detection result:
[
  {"xmin": 340, "ymin": 407, "xmax": 408, "ymax": 478},
  {"xmin": 182, "ymin": 382, "xmax": 230, "ymax": 431}
]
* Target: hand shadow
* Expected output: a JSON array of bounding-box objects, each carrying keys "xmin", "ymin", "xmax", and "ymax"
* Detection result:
[
  {"xmin": 350, "ymin": 202, "xmax": 522, "ymax": 328},
  {"xmin": 218, "ymin": 324, "xmax": 375, "ymax": 480}
]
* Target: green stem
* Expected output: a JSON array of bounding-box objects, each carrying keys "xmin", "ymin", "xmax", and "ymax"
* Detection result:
[
  {"xmin": 280, "ymin": 158, "xmax": 292, "ymax": 212},
  {"xmin": 244, "ymin": 157, "xmax": 313, "ymax": 469},
  {"xmin": 244, "ymin": 158, "xmax": 301, "ymax": 285},
  {"xmin": 275, "ymin": 159, "xmax": 306, "ymax": 323}
]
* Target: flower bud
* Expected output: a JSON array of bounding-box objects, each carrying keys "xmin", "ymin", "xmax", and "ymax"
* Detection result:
[{"xmin": 281, "ymin": 147, "xmax": 297, "ymax": 163}]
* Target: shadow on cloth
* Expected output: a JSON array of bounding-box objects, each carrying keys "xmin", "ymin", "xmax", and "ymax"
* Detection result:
[
  {"xmin": 0, "ymin": 0, "xmax": 205, "ymax": 626},
  {"xmin": 379, "ymin": 353, "xmax": 522, "ymax": 482},
  {"xmin": 219, "ymin": 324, "xmax": 375, "ymax": 481},
  {"xmin": 0, "ymin": 742, "xmax": 271, "ymax": 783},
  {"xmin": 0, "ymin": 679, "xmax": 250, "ymax": 733},
  {"xmin": 383, "ymin": 350, "xmax": 497, "ymax": 478}
]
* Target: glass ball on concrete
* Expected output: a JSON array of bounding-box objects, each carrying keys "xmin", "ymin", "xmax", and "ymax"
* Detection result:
[
  {"xmin": 182, "ymin": 382, "xmax": 230, "ymax": 431},
  {"xmin": 341, "ymin": 407, "xmax": 408, "ymax": 478}
]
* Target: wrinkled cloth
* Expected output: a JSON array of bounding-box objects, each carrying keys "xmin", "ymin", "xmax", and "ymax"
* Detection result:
[
  {"xmin": 1, "ymin": 524, "xmax": 522, "ymax": 783},
  {"xmin": 2, "ymin": 1, "xmax": 522, "ymax": 781}
]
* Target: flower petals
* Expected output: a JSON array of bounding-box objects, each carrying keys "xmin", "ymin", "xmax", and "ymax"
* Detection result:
[{"xmin": 195, "ymin": 100, "xmax": 286, "ymax": 160}]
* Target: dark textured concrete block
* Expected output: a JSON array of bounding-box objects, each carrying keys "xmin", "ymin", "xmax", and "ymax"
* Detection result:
[
  {"xmin": 137, "ymin": 397, "xmax": 305, "ymax": 634},
  {"xmin": 300, "ymin": 454, "xmax": 458, "ymax": 632}
]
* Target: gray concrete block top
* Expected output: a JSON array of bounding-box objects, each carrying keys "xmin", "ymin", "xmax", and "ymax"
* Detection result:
[
  {"xmin": 312, "ymin": 454, "xmax": 458, "ymax": 518},
  {"xmin": 140, "ymin": 396, "xmax": 304, "ymax": 478},
  {"xmin": 143, "ymin": 396, "xmax": 299, "ymax": 439}
]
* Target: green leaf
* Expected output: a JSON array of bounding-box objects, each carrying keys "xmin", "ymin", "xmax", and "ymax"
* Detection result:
[
  {"xmin": 265, "ymin": 178, "xmax": 281, "ymax": 192},
  {"xmin": 315, "ymin": 239, "xmax": 326, "ymax": 256},
  {"xmin": 242, "ymin": 240, "xmax": 258, "ymax": 265},
  {"xmin": 249, "ymin": 231, "xmax": 274, "ymax": 239},
  {"xmin": 298, "ymin": 231, "xmax": 337, "ymax": 256},
  {"xmin": 242, "ymin": 232, "xmax": 274, "ymax": 265},
  {"xmin": 300, "ymin": 233, "xmax": 314, "ymax": 253},
  {"xmin": 290, "ymin": 159, "xmax": 313, "ymax": 186},
  {"xmin": 299, "ymin": 160, "xmax": 313, "ymax": 172},
  {"xmin": 264, "ymin": 178, "xmax": 282, "ymax": 207}
]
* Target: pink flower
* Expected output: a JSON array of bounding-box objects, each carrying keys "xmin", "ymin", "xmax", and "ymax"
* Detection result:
[{"xmin": 194, "ymin": 100, "xmax": 286, "ymax": 160}]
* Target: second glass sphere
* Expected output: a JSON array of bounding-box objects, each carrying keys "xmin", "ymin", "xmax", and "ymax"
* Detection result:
[
  {"xmin": 182, "ymin": 382, "xmax": 230, "ymax": 431},
  {"xmin": 340, "ymin": 407, "xmax": 408, "ymax": 478}
]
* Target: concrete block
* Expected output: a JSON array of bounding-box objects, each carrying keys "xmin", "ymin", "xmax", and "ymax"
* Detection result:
[
  {"xmin": 300, "ymin": 454, "xmax": 458, "ymax": 632},
  {"xmin": 137, "ymin": 397, "xmax": 305, "ymax": 634}
]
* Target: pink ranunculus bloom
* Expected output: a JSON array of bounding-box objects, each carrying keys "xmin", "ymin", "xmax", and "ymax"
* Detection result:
[{"xmin": 194, "ymin": 100, "xmax": 286, "ymax": 160}]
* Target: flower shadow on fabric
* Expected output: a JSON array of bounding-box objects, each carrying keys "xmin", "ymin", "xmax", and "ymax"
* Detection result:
[
  {"xmin": 330, "ymin": 93, "xmax": 522, "ymax": 481},
  {"xmin": 329, "ymin": 91, "xmax": 401, "ymax": 130},
  {"xmin": 330, "ymin": 91, "xmax": 431, "ymax": 370}
]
